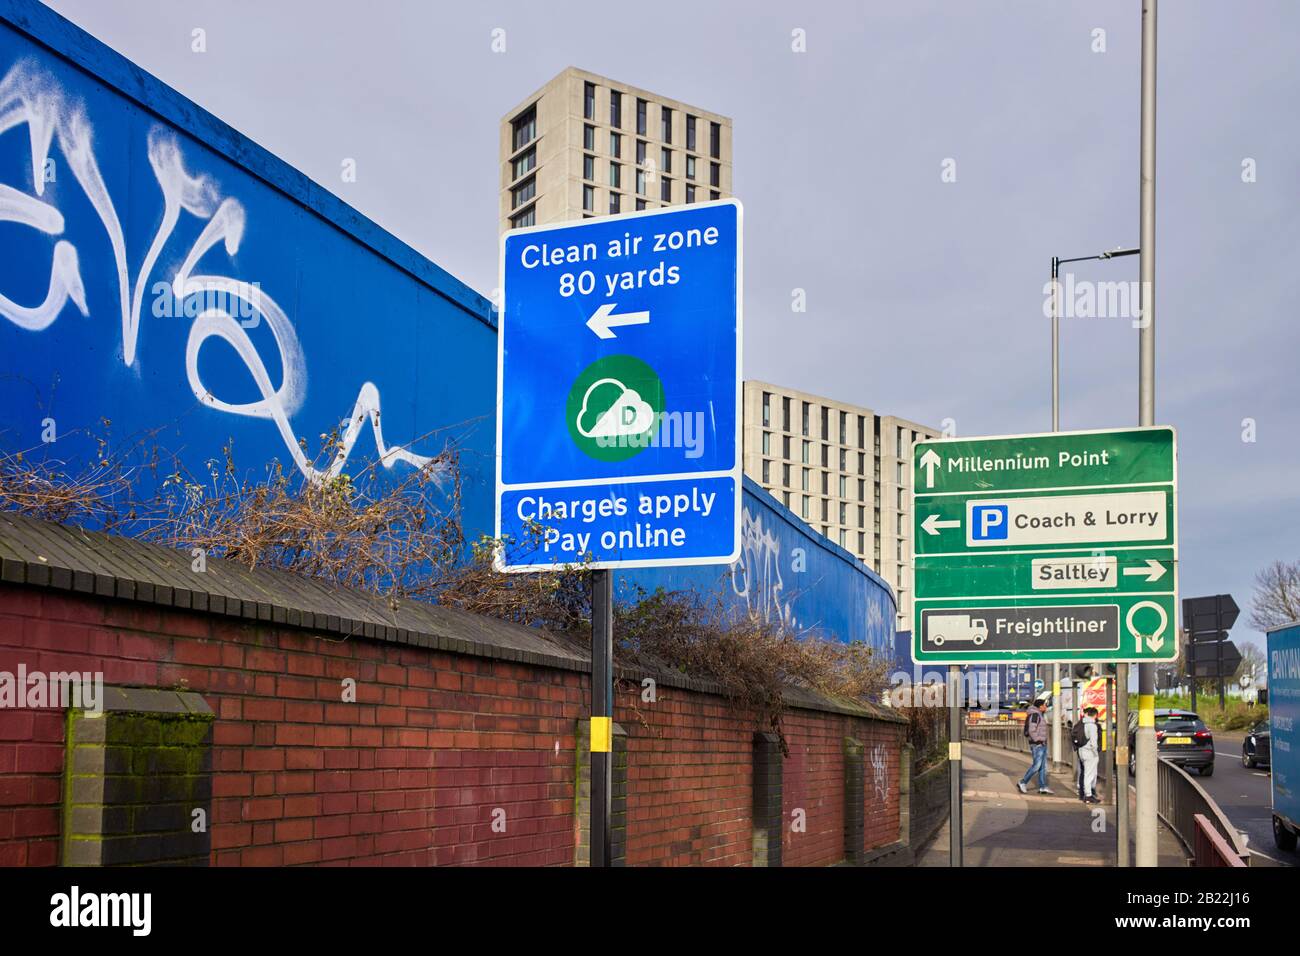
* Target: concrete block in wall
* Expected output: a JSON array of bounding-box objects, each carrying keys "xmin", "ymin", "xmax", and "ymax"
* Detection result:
[
  {"xmin": 843, "ymin": 736, "xmax": 865, "ymax": 865},
  {"xmin": 62, "ymin": 687, "xmax": 214, "ymax": 866},
  {"xmin": 752, "ymin": 732, "xmax": 783, "ymax": 867}
]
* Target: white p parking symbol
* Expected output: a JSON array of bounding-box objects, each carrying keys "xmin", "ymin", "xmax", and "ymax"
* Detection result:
[{"xmin": 978, "ymin": 506, "xmax": 1006, "ymax": 539}]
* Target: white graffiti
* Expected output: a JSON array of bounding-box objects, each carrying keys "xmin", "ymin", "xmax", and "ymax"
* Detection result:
[
  {"xmin": 870, "ymin": 742, "xmax": 889, "ymax": 803},
  {"xmin": 0, "ymin": 59, "xmax": 440, "ymax": 484},
  {"xmin": 730, "ymin": 507, "xmax": 796, "ymax": 629}
]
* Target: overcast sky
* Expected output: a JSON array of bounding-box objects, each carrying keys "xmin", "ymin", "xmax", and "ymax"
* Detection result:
[{"xmin": 40, "ymin": 0, "xmax": 1300, "ymax": 659}]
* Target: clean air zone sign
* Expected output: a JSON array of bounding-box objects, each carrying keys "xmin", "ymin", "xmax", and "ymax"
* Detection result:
[
  {"xmin": 911, "ymin": 426, "xmax": 1178, "ymax": 664},
  {"xmin": 495, "ymin": 201, "xmax": 742, "ymax": 572}
]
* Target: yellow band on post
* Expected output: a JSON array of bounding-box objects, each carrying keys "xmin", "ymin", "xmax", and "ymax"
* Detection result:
[
  {"xmin": 1138, "ymin": 694, "xmax": 1156, "ymax": 727},
  {"xmin": 949, "ymin": 742, "xmax": 961, "ymax": 760},
  {"xmin": 1053, "ymin": 681, "xmax": 1060, "ymax": 695},
  {"xmin": 590, "ymin": 716, "xmax": 612, "ymax": 753}
]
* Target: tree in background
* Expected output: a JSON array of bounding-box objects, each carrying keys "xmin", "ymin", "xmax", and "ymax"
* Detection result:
[{"xmin": 1250, "ymin": 559, "xmax": 1300, "ymax": 631}]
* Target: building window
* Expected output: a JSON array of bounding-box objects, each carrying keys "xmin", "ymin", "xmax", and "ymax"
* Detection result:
[
  {"xmin": 762, "ymin": 460, "xmax": 770, "ymax": 484},
  {"xmin": 609, "ymin": 192, "xmax": 621, "ymax": 214},
  {"xmin": 802, "ymin": 496, "xmax": 810, "ymax": 519},
  {"xmin": 840, "ymin": 502, "xmax": 848, "ymax": 525},
  {"xmin": 762, "ymin": 392, "xmax": 771, "ymax": 426},
  {"xmin": 635, "ymin": 198, "xmax": 647, "ymax": 211},
  {"xmin": 840, "ymin": 529, "xmax": 848, "ymax": 547},
  {"xmin": 636, "ymin": 98, "xmax": 647, "ymax": 135},
  {"xmin": 782, "ymin": 397, "xmax": 791, "ymax": 431},
  {"xmin": 783, "ymin": 463, "xmax": 791, "ymax": 486},
  {"xmin": 710, "ymin": 162, "xmax": 720, "ymax": 187},
  {"xmin": 661, "ymin": 105, "xmax": 673, "ymax": 143},
  {"xmin": 710, "ymin": 190, "xmax": 720, "ymax": 201},
  {"xmin": 511, "ymin": 176, "xmax": 536, "ymax": 210},
  {"xmin": 510, "ymin": 206, "xmax": 535, "ymax": 229},
  {"xmin": 685, "ymin": 184, "xmax": 696, "ymax": 204},
  {"xmin": 840, "ymin": 476, "xmax": 849, "ymax": 498},
  {"xmin": 822, "ymin": 444, "xmax": 830, "ymax": 468},
  {"xmin": 710, "ymin": 121, "xmax": 721, "ymax": 157},
  {"xmin": 859, "ymin": 505, "xmax": 866, "ymax": 527},
  {"xmin": 859, "ymin": 416, "xmax": 867, "ymax": 448},
  {"xmin": 610, "ymin": 132, "xmax": 621, "ymax": 158},
  {"xmin": 609, "ymin": 162, "xmax": 621, "ymax": 188},
  {"xmin": 859, "ymin": 532, "xmax": 866, "ymax": 554},
  {"xmin": 802, "ymin": 402, "xmax": 810, "ymax": 436},
  {"xmin": 584, "ymin": 124, "xmax": 595, "ymax": 151},
  {"xmin": 636, "ymin": 140, "xmax": 647, "ymax": 166},
  {"xmin": 511, "ymin": 147, "xmax": 536, "ymax": 181},
  {"xmin": 511, "ymin": 105, "xmax": 537, "ymax": 151},
  {"xmin": 636, "ymin": 169, "xmax": 646, "ymax": 195},
  {"xmin": 610, "ymin": 90, "xmax": 622, "ymax": 128},
  {"xmin": 821, "ymin": 406, "xmax": 829, "ymax": 439},
  {"xmin": 802, "ymin": 468, "xmax": 810, "ymax": 492},
  {"xmin": 761, "ymin": 431, "xmax": 771, "ymax": 454},
  {"xmin": 660, "ymin": 177, "xmax": 671, "ymax": 202},
  {"xmin": 821, "ymin": 499, "xmax": 829, "ymax": 521},
  {"xmin": 661, "ymin": 147, "xmax": 672, "ymax": 173},
  {"xmin": 840, "ymin": 412, "xmax": 848, "ymax": 445},
  {"xmin": 859, "ymin": 452, "xmax": 866, "ymax": 475},
  {"xmin": 782, "ymin": 435, "xmax": 791, "ymax": 459},
  {"xmin": 583, "ymin": 184, "xmax": 595, "ymax": 211},
  {"xmin": 801, "ymin": 441, "xmax": 810, "ymax": 464},
  {"xmin": 583, "ymin": 154, "xmax": 595, "ymax": 181},
  {"xmin": 821, "ymin": 472, "xmax": 829, "ymax": 495},
  {"xmin": 686, "ymin": 114, "xmax": 697, "ymax": 151},
  {"xmin": 584, "ymin": 81, "xmax": 596, "ymax": 120},
  {"xmin": 686, "ymin": 155, "xmax": 697, "ymax": 180}
]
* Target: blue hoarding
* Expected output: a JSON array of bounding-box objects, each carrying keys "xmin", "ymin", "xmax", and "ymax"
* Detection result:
[
  {"xmin": 0, "ymin": 0, "xmax": 496, "ymax": 534},
  {"xmin": 497, "ymin": 202, "xmax": 741, "ymax": 570},
  {"xmin": 626, "ymin": 478, "xmax": 896, "ymax": 653}
]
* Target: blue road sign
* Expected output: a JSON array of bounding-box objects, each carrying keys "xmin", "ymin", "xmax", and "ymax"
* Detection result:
[{"xmin": 496, "ymin": 201, "xmax": 742, "ymax": 571}]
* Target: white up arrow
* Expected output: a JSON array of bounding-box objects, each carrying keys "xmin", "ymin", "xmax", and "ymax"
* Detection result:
[
  {"xmin": 586, "ymin": 303, "xmax": 651, "ymax": 339},
  {"xmin": 922, "ymin": 513, "xmax": 961, "ymax": 536},
  {"xmin": 1122, "ymin": 559, "xmax": 1167, "ymax": 583},
  {"xmin": 919, "ymin": 449, "xmax": 941, "ymax": 489}
]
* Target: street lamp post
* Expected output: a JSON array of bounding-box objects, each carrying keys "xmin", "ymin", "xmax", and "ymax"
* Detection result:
[{"xmin": 1049, "ymin": 244, "xmax": 1139, "ymax": 864}]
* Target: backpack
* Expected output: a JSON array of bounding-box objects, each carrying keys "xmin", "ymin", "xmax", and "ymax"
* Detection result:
[
  {"xmin": 1071, "ymin": 720, "xmax": 1089, "ymax": 750},
  {"xmin": 1023, "ymin": 711, "xmax": 1039, "ymax": 738}
]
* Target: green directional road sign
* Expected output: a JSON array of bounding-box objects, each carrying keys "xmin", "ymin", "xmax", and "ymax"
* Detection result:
[{"xmin": 911, "ymin": 426, "xmax": 1177, "ymax": 664}]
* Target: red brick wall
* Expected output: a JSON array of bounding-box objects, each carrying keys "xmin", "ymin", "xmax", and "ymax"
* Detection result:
[{"xmin": 0, "ymin": 584, "xmax": 902, "ymax": 866}]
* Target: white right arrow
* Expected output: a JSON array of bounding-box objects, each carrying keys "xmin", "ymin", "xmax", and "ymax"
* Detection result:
[
  {"xmin": 1122, "ymin": 559, "xmax": 1167, "ymax": 583},
  {"xmin": 586, "ymin": 302, "xmax": 651, "ymax": 339},
  {"xmin": 920, "ymin": 449, "xmax": 941, "ymax": 489},
  {"xmin": 922, "ymin": 513, "xmax": 961, "ymax": 536}
]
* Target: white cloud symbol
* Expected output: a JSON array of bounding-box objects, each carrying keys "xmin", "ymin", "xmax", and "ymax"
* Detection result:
[{"xmin": 576, "ymin": 377, "xmax": 654, "ymax": 438}]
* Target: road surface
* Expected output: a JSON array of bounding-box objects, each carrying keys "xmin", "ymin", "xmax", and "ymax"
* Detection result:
[{"xmin": 1201, "ymin": 730, "xmax": 1295, "ymax": 867}]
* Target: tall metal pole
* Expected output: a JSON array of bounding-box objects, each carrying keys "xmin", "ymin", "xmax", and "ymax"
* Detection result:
[
  {"xmin": 948, "ymin": 664, "xmax": 963, "ymax": 866},
  {"xmin": 1050, "ymin": 256, "xmax": 1063, "ymax": 772},
  {"xmin": 1116, "ymin": 663, "xmax": 1130, "ymax": 865},
  {"xmin": 1134, "ymin": 0, "xmax": 1159, "ymax": 868},
  {"xmin": 590, "ymin": 569, "xmax": 614, "ymax": 867}
]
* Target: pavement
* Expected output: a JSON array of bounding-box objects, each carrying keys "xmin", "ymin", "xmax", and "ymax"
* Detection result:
[
  {"xmin": 918, "ymin": 742, "xmax": 1186, "ymax": 867},
  {"xmin": 1202, "ymin": 730, "xmax": 1295, "ymax": 868}
]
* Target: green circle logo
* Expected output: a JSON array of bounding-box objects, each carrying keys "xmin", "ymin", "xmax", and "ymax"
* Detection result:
[{"xmin": 566, "ymin": 354, "xmax": 665, "ymax": 462}]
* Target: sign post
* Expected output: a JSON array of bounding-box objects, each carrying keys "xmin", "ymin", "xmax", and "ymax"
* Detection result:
[
  {"xmin": 912, "ymin": 426, "xmax": 1178, "ymax": 668},
  {"xmin": 497, "ymin": 201, "xmax": 743, "ymax": 866}
]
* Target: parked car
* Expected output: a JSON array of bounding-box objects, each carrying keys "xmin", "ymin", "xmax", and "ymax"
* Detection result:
[
  {"xmin": 1126, "ymin": 709, "xmax": 1215, "ymax": 776},
  {"xmin": 1242, "ymin": 720, "xmax": 1271, "ymax": 770}
]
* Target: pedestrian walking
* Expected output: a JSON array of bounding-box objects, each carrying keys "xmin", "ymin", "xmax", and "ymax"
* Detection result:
[
  {"xmin": 1017, "ymin": 698, "xmax": 1053, "ymax": 794},
  {"xmin": 1074, "ymin": 706, "xmax": 1101, "ymax": 803}
]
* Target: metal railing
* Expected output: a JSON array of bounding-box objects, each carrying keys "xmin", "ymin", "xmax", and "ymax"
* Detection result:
[{"xmin": 1157, "ymin": 758, "xmax": 1250, "ymax": 866}]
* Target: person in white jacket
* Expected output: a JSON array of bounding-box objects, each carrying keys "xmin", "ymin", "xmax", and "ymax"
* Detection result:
[{"xmin": 1078, "ymin": 707, "xmax": 1101, "ymax": 804}]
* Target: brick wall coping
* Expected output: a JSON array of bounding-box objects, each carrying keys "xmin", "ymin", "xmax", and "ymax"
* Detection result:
[{"xmin": 0, "ymin": 511, "xmax": 903, "ymax": 725}]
